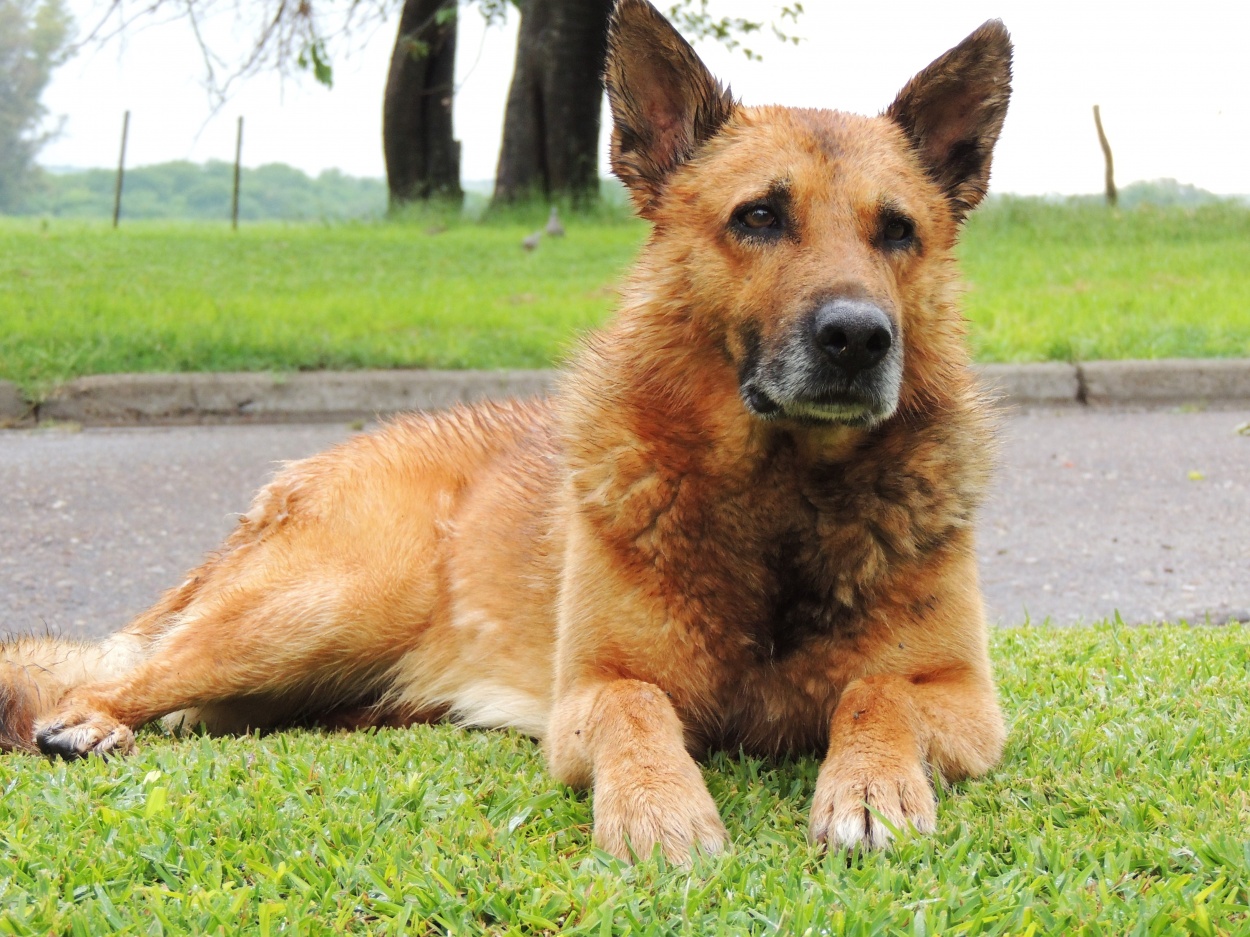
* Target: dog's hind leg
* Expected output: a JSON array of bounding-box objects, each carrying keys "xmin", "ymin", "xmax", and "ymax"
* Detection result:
[
  {"xmin": 35, "ymin": 575, "xmax": 432, "ymax": 759},
  {"xmin": 32, "ymin": 546, "xmax": 444, "ymax": 758},
  {"xmin": 30, "ymin": 431, "xmax": 455, "ymax": 759},
  {"xmin": 0, "ymin": 550, "xmax": 246, "ymax": 753}
]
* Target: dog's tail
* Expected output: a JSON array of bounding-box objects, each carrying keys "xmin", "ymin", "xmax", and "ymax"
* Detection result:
[{"xmin": 0, "ymin": 633, "xmax": 144, "ymax": 753}]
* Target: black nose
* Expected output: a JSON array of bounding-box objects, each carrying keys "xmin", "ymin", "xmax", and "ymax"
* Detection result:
[{"xmin": 812, "ymin": 300, "xmax": 894, "ymax": 378}]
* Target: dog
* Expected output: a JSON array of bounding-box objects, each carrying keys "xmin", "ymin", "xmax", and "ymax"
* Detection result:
[{"xmin": 0, "ymin": 0, "xmax": 1012, "ymax": 863}]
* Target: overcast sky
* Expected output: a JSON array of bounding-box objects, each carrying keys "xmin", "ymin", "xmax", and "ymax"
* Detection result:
[{"xmin": 39, "ymin": 0, "xmax": 1250, "ymax": 195}]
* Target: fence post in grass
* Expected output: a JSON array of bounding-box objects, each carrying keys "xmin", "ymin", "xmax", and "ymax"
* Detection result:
[
  {"xmin": 1093, "ymin": 105, "xmax": 1117, "ymax": 208},
  {"xmin": 113, "ymin": 110, "xmax": 130, "ymax": 228},
  {"xmin": 232, "ymin": 116, "xmax": 244, "ymax": 230}
]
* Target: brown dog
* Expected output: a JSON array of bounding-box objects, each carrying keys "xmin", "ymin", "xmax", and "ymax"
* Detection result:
[{"xmin": 0, "ymin": 0, "xmax": 1012, "ymax": 863}]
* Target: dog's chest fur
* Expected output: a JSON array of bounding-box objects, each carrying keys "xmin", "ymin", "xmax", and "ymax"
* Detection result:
[{"xmin": 575, "ymin": 400, "xmax": 991, "ymax": 749}]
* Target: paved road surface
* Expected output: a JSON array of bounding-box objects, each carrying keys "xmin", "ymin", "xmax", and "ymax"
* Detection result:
[{"xmin": 1, "ymin": 408, "xmax": 1247, "ymax": 640}]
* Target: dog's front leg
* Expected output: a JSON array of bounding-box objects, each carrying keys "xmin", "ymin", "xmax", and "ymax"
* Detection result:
[
  {"xmin": 809, "ymin": 666, "xmax": 1004, "ymax": 851},
  {"xmin": 547, "ymin": 679, "xmax": 727, "ymax": 864}
]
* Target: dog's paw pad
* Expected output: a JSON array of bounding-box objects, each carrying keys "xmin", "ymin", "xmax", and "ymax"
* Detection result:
[{"xmin": 35, "ymin": 713, "xmax": 136, "ymax": 760}]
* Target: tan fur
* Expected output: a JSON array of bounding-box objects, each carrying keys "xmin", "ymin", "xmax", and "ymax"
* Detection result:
[{"xmin": 1, "ymin": 0, "xmax": 1013, "ymax": 863}]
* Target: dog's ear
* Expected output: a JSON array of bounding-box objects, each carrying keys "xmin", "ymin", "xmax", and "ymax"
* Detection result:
[
  {"xmin": 886, "ymin": 20, "xmax": 1012, "ymax": 222},
  {"xmin": 605, "ymin": 0, "xmax": 736, "ymax": 217}
]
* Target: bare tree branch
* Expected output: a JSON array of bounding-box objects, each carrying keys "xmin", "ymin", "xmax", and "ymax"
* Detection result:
[{"xmin": 81, "ymin": 0, "xmax": 801, "ymax": 105}]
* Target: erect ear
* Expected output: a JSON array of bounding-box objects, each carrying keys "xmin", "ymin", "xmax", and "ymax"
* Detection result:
[
  {"xmin": 604, "ymin": 0, "xmax": 737, "ymax": 217},
  {"xmin": 885, "ymin": 20, "xmax": 1012, "ymax": 222}
]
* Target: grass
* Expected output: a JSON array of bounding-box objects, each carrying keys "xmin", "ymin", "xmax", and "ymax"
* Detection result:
[
  {"xmin": 2, "ymin": 200, "xmax": 1249, "ymax": 396},
  {"xmin": 0, "ymin": 622, "xmax": 1247, "ymax": 934},
  {"xmin": 0, "ymin": 213, "xmax": 642, "ymax": 398},
  {"xmin": 959, "ymin": 200, "xmax": 1250, "ymax": 364}
]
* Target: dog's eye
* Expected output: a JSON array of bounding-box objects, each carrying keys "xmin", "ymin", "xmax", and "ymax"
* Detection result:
[
  {"xmin": 736, "ymin": 206, "xmax": 778, "ymax": 230},
  {"xmin": 881, "ymin": 216, "xmax": 915, "ymax": 246}
]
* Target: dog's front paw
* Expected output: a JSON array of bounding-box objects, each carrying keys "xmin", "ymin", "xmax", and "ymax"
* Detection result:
[
  {"xmin": 34, "ymin": 707, "xmax": 136, "ymax": 760},
  {"xmin": 809, "ymin": 754, "xmax": 935, "ymax": 851},
  {"xmin": 593, "ymin": 761, "xmax": 728, "ymax": 865}
]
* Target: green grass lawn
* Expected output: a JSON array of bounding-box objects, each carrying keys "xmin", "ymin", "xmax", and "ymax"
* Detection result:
[
  {"xmin": 0, "ymin": 215, "xmax": 642, "ymax": 398},
  {"xmin": 2, "ymin": 200, "xmax": 1249, "ymax": 396},
  {"xmin": 959, "ymin": 200, "xmax": 1250, "ymax": 365},
  {"xmin": 0, "ymin": 622, "xmax": 1246, "ymax": 934}
]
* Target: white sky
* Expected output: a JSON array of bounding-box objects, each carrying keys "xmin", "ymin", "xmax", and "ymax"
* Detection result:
[{"xmin": 39, "ymin": 0, "xmax": 1250, "ymax": 195}]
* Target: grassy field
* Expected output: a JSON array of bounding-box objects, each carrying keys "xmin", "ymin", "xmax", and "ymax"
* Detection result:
[
  {"xmin": 1, "ymin": 200, "xmax": 1249, "ymax": 395},
  {"xmin": 0, "ymin": 622, "xmax": 1247, "ymax": 934},
  {"xmin": 959, "ymin": 200, "xmax": 1250, "ymax": 364},
  {"xmin": 0, "ymin": 214, "xmax": 641, "ymax": 398}
]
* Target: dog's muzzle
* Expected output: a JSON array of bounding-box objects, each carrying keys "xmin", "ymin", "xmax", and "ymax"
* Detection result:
[{"xmin": 739, "ymin": 299, "xmax": 904, "ymax": 426}]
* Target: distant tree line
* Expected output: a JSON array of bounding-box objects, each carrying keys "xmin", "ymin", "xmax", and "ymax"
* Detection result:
[
  {"xmin": 989, "ymin": 179, "xmax": 1233, "ymax": 211},
  {"xmin": 8, "ymin": 168, "xmax": 1226, "ymax": 222},
  {"xmin": 1071, "ymin": 179, "xmax": 1228, "ymax": 209},
  {"xmin": 13, "ymin": 161, "xmax": 390, "ymax": 219}
]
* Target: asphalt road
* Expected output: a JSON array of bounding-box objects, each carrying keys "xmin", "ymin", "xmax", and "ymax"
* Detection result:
[{"xmin": 1, "ymin": 407, "xmax": 1247, "ymax": 640}]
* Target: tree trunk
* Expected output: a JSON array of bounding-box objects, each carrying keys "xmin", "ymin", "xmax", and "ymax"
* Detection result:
[
  {"xmin": 492, "ymin": 0, "xmax": 613, "ymax": 206},
  {"xmin": 383, "ymin": 0, "xmax": 462, "ymax": 206}
]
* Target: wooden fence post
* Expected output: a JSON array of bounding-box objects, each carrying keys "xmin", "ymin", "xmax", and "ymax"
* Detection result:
[
  {"xmin": 1093, "ymin": 105, "xmax": 1117, "ymax": 207},
  {"xmin": 232, "ymin": 116, "xmax": 244, "ymax": 230},
  {"xmin": 113, "ymin": 110, "xmax": 130, "ymax": 228}
]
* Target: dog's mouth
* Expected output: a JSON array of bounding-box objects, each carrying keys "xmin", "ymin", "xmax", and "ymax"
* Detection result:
[{"xmin": 741, "ymin": 385, "xmax": 887, "ymax": 427}]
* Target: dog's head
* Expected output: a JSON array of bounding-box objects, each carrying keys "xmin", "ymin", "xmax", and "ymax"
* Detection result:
[{"xmin": 606, "ymin": 0, "xmax": 1012, "ymax": 427}]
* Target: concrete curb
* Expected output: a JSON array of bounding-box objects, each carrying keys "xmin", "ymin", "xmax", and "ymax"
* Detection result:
[
  {"xmin": 10, "ymin": 360, "xmax": 1250, "ymax": 427},
  {"xmin": 974, "ymin": 363, "xmax": 1080, "ymax": 407},
  {"xmin": 1080, "ymin": 359, "xmax": 1250, "ymax": 407},
  {"xmin": 37, "ymin": 370, "xmax": 557, "ymax": 426}
]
